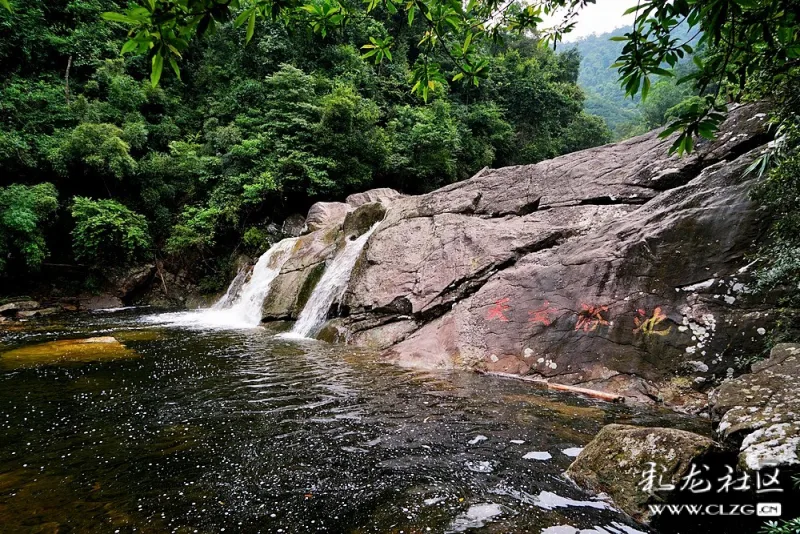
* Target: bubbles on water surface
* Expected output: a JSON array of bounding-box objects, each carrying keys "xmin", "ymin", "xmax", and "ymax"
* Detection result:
[{"xmin": 0, "ymin": 312, "xmax": 708, "ymax": 532}]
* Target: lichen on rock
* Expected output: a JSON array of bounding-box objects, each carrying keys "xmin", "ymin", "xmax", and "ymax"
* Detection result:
[{"xmin": 711, "ymin": 343, "xmax": 800, "ymax": 471}]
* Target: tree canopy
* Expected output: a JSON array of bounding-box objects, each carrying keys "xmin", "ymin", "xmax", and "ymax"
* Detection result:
[
  {"xmin": 0, "ymin": 0, "xmax": 608, "ymax": 286},
  {"xmin": 83, "ymin": 0, "xmax": 799, "ymax": 154}
]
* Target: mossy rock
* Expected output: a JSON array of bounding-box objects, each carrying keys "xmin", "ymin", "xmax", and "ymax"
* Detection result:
[
  {"xmin": 342, "ymin": 202, "xmax": 386, "ymax": 239},
  {"xmin": 0, "ymin": 336, "xmax": 139, "ymax": 369},
  {"xmin": 295, "ymin": 262, "xmax": 326, "ymax": 314},
  {"xmin": 566, "ymin": 424, "xmax": 718, "ymax": 523},
  {"xmin": 317, "ymin": 319, "xmax": 348, "ymax": 343}
]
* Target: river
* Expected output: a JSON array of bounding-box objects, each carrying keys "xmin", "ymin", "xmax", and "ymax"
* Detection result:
[{"xmin": 0, "ymin": 310, "xmax": 707, "ymax": 533}]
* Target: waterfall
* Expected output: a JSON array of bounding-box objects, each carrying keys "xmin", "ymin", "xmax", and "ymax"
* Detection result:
[
  {"xmin": 220, "ymin": 237, "xmax": 298, "ymax": 325},
  {"xmin": 287, "ymin": 224, "xmax": 379, "ymax": 338},
  {"xmin": 141, "ymin": 237, "xmax": 297, "ymax": 329},
  {"xmin": 211, "ymin": 263, "xmax": 250, "ymax": 310}
]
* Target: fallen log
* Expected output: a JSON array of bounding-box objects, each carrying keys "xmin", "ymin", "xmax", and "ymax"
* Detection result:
[{"xmin": 476, "ymin": 370, "xmax": 625, "ymax": 403}]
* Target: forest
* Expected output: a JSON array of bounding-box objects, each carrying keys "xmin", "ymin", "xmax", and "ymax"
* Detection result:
[{"xmin": 0, "ymin": 0, "xmax": 610, "ymax": 291}]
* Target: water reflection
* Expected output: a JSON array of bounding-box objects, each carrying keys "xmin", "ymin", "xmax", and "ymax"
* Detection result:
[{"xmin": 0, "ymin": 311, "xmax": 706, "ymax": 532}]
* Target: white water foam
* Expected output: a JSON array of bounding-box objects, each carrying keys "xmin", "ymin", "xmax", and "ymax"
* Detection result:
[
  {"xmin": 283, "ymin": 224, "xmax": 380, "ymax": 339},
  {"xmin": 211, "ymin": 263, "xmax": 250, "ymax": 310},
  {"xmin": 140, "ymin": 237, "xmax": 297, "ymax": 329}
]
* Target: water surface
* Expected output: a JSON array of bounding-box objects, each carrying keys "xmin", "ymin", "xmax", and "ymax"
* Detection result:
[{"xmin": 0, "ymin": 311, "xmax": 706, "ymax": 533}]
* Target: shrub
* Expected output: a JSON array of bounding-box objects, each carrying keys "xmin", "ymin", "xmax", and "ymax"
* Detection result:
[
  {"xmin": 0, "ymin": 182, "xmax": 58, "ymax": 273},
  {"xmin": 71, "ymin": 197, "xmax": 151, "ymax": 266}
]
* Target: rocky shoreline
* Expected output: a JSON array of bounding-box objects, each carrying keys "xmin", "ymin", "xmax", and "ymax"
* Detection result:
[{"xmin": 566, "ymin": 343, "xmax": 799, "ymax": 530}]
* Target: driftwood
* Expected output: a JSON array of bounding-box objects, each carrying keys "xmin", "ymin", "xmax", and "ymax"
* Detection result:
[{"xmin": 476, "ymin": 370, "xmax": 625, "ymax": 403}]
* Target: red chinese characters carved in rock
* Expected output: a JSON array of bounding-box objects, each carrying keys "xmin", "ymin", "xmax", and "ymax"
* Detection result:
[
  {"xmin": 575, "ymin": 303, "xmax": 610, "ymax": 332},
  {"xmin": 528, "ymin": 301, "xmax": 557, "ymax": 326},
  {"xmin": 487, "ymin": 297, "xmax": 511, "ymax": 322},
  {"xmin": 633, "ymin": 307, "xmax": 672, "ymax": 336}
]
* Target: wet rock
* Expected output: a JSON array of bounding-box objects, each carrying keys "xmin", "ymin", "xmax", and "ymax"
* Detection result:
[
  {"xmin": 0, "ymin": 336, "xmax": 139, "ymax": 368},
  {"xmin": 317, "ymin": 320, "xmax": 349, "ymax": 343},
  {"xmin": 79, "ymin": 295, "xmax": 124, "ymax": 310},
  {"xmin": 112, "ymin": 263, "xmax": 155, "ymax": 299},
  {"xmin": 262, "ymin": 227, "xmax": 338, "ymax": 320},
  {"xmin": 342, "ymin": 202, "xmax": 387, "ymax": 239},
  {"xmin": 711, "ymin": 343, "xmax": 800, "ymax": 471},
  {"xmin": 17, "ymin": 307, "xmax": 60, "ymax": 318},
  {"xmin": 281, "ymin": 213, "xmax": 306, "ymax": 237},
  {"xmin": 0, "ymin": 300, "xmax": 40, "ymax": 316},
  {"xmin": 566, "ymin": 424, "xmax": 718, "ymax": 523},
  {"xmin": 345, "ymin": 188, "xmax": 404, "ymax": 208},
  {"xmin": 305, "ymin": 202, "xmax": 351, "ymax": 232}
]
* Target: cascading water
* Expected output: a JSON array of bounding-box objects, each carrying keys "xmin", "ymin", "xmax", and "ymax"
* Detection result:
[
  {"xmin": 141, "ymin": 237, "xmax": 297, "ymax": 329},
  {"xmin": 286, "ymin": 224, "xmax": 380, "ymax": 338},
  {"xmin": 211, "ymin": 263, "xmax": 250, "ymax": 310}
]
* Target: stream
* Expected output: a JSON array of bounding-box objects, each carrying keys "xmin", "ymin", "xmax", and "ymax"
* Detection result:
[{"xmin": 0, "ymin": 309, "xmax": 709, "ymax": 533}]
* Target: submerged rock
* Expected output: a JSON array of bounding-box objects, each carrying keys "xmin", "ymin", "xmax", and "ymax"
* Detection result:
[
  {"xmin": 566, "ymin": 424, "xmax": 718, "ymax": 523},
  {"xmin": 0, "ymin": 336, "xmax": 139, "ymax": 368},
  {"xmin": 711, "ymin": 343, "xmax": 800, "ymax": 471}
]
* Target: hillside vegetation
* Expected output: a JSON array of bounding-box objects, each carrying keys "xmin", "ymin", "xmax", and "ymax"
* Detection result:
[{"xmin": 0, "ymin": 0, "xmax": 609, "ymax": 288}]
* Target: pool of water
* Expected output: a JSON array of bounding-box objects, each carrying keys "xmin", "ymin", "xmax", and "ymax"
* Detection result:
[{"xmin": 0, "ymin": 310, "xmax": 708, "ymax": 533}]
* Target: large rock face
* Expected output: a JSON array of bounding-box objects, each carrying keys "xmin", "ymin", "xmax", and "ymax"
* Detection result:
[{"xmin": 261, "ymin": 105, "xmax": 775, "ymax": 401}]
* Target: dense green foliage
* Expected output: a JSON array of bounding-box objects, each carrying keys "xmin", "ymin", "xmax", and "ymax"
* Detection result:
[
  {"xmin": 96, "ymin": 0, "xmax": 798, "ymax": 154},
  {"xmin": 751, "ymin": 121, "xmax": 800, "ymax": 304},
  {"xmin": 0, "ymin": 183, "xmax": 58, "ymax": 272},
  {"xmin": 71, "ymin": 196, "xmax": 151, "ymax": 265},
  {"xmin": 0, "ymin": 0, "xmax": 609, "ymax": 280}
]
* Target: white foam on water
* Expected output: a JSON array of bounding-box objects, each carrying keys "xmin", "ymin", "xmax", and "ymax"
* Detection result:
[
  {"xmin": 561, "ymin": 447, "xmax": 584, "ymax": 457},
  {"xmin": 211, "ymin": 263, "xmax": 250, "ymax": 310},
  {"xmin": 533, "ymin": 491, "xmax": 612, "ymax": 511},
  {"xmin": 140, "ymin": 238, "xmax": 297, "ymax": 329},
  {"xmin": 523, "ymin": 451, "xmax": 552, "ymax": 460},
  {"xmin": 448, "ymin": 503, "xmax": 503, "ymax": 532},
  {"xmin": 541, "ymin": 523, "xmax": 647, "ymax": 534}
]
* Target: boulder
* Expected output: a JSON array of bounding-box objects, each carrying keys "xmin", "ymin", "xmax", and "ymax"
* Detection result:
[
  {"xmin": 112, "ymin": 263, "xmax": 155, "ymax": 299},
  {"xmin": 566, "ymin": 424, "xmax": 718, "ymax": 523},
  {"xmin": 281, "ymin": 213, "xmax": 306, "ymax": 237},
  {"xmin": 255, "ymin": 104, "xmax": 780, "ymax": 403},
  {"xmin": 305, "ymin": 202, "xmax": 351, "ymax": 232},
  {"xmin": 711, "ymin": 343, "xmax": 800, "ymax": 471},
  {"xmin": 345, "ymin": 188, "xmax": 404, "ymax": 208},
  {"xmin": 0, "ymin": 300, "xmax": 40, "ymax": 316},
  {"xmin": 262, "ymin": 226, "xmax": 340, "ymax": 320},
  {"xmin": 79, "ymin": 295, "xmax": 124, "ymax": 311},
  {"xmin": 17, "ymin": 307, "xmax": 59, "ymax": 318}
]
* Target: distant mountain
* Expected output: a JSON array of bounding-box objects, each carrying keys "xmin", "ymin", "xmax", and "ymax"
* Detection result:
[{"xmin": 570, "ymin": 23, "xmax": 695, "ymax": 138}]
